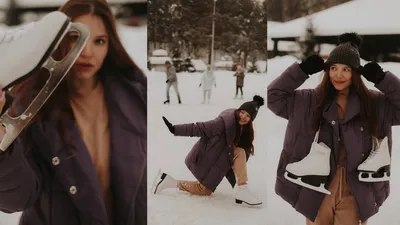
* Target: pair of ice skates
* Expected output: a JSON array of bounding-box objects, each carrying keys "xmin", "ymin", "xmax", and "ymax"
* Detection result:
[
  {"xmin": 152, "ymin": 171, "xmax": 262, "ymax": 206},
  {"xmin": 0, "ymin": 12, "xmax": 90, "ymax": 151},
  {"xmin": 285, "ymin": 130, "xmax": 391, "ymax": 195}
]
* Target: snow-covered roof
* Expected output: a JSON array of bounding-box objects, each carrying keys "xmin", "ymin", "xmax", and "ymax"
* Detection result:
[
  {"xmin": 152, "ymin": 49, "xmax": 168, "ymax": 57},
  {"xmin": 0, "ymin": 0, "xmax": 144, "ymax": 9},
  {"xmin": 149, "ymin": 56, "xmax": 171, "ymax": 65},
  {"xmin": 268, "ymin": 0, "xmax": 400, "ymax": 39}
]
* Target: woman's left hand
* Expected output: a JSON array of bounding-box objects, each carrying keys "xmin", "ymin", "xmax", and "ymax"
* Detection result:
[{"xmin": 361, "ymin": 62, "xmax": 386, "ymax": 84}]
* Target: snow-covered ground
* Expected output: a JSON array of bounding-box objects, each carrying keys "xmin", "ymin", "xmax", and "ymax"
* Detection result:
[
  {"xmin": 0, "ymin": 23, "xmax": 147, "ymax": 225},
  {"xmin": 148, "ymin": 55, "xmax": 400, "ymax": 225}
]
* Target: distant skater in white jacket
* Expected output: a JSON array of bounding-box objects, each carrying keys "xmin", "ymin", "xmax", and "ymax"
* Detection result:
[{"xmin": 199, "ymin": 65, "xmax": 216, "ymax": 104}]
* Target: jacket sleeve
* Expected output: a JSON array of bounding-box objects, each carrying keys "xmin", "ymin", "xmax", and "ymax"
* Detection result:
[
  {"xmin": 174, "ymin": 117, "xmax": 225, "ymax": 138},
  {"xmin": 0, "ymin": 130, "xmax": 43, "ymax": 213},
  {"xmin": 267, "ymin": 63, "xmax": 311, "ymax": 120},
  {"xmin": 375, "ymin": 71, "xmax": 400, "ymax": 126},
  {"xmin": 200, "ymin": 72, "xmax": 205, "ymax": 85},
  {"xmin": 213, "ymin": 73, "xmax": 216, "ymax": 85}
]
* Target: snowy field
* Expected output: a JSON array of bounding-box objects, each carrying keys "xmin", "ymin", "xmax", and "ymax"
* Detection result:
[
  {"xmin": 148, "ymin": 55, "xmax": 400, "ymax": 225},
  {"xmin": 0, "ymin": 23, "xmax": 147, "ymax": 225}
]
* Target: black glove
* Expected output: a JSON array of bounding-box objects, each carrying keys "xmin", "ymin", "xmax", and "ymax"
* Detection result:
[
  {"xmin": 299, "ymin": 55, "xmax": 325, "ymax": 75},
  {"xmin": 166, "ymin": 79, "xmax": 169, "ymax": 83},
  {"xmin": 199, "ymin": 83, "xmax": 202, "ymax": 87},
  {"xmin": 162, "ymin": 116, "xmax": 175, "ymax": 134},
  {"xmin": 361, "ymin": 62, "xmax": 386, "ymax": 84}
]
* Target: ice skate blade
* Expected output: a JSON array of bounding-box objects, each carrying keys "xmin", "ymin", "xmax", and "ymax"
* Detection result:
[
  {"xmin": 358, "ymin": 173, "xmax": 390, "ymax": 182},
  {"xmin": 0, "ymin": 22, "xmax": 89, "ymax": 151},
  {"xmin": 152, "ymin": 169, "xmax": 166, "ymax": 194},
  {"xmin": 284, "ymin": 172, "xmax": 331, "ymax": 195},
  {"xmin": 235, "ymin": 199, "xmax": 262, "ymax": 206}
]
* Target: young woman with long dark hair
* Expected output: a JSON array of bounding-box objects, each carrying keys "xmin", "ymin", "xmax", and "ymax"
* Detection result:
[
  {"xmin": 0, "ymin": 1, "xmax": 146, "ymax": 224},
  {"xmin": 268, "ymin": 32, "xmax": 400, "ymax": 225}
]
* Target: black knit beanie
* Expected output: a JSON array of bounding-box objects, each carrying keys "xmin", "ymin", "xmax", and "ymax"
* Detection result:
[
  {"xmin": 238, "ymin": 95, "xmax": 264, "ymax": 121},
  {"xmin": 325, "ymin": 32, "xmax": 362, "ymax": 69}
]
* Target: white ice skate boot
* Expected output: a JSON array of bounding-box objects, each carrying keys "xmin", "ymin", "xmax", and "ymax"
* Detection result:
[
  {"xmin": 284, "ymin": 130, "xmax": 331, "ymax": 195},
  {"xmin": 233, "ymin": 184, "xmax": 262, "ymax": 206},
  {"xmin": 358, "ymin": 137, "xmax": 391, "ymax": 182},
  {"xmin": 0, "ymin": 11, "xmax": 89, "ymax": 151},
  {"xmin": 152, "ymin": 170, "xmax": 178, "ymax": 194}
]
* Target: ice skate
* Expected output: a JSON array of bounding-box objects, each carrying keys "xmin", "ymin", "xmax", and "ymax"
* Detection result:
[
  {"xmin": 358, "ymin": 137, "xmax": 391, "ymax": 182},
  {"xmin": 284, "ymin": 130, "xmax": 331, "ymax": 195},
  {"xmin": 233, "ymin": 184, "xmax": 262, "ymax": 206},
  {"xmin": 163, "ymin": 99, "xmax": 170, "ymax": 104},
  {"xmin": 152, "ymin": 169, "xmax": 178, "ymax": 194},
  {"xmin": 0, "ymin": 11, "xmax": 89, "ymax": 151}
]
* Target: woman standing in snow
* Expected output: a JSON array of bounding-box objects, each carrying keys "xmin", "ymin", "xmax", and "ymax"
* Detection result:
[
  {"xmin": 0, "ymin": 1, "xmax": 146, "ymax": 224},
  {"xmin": 234, "ymin": 65, "xmax": 245, "ymax": 99},
  {"xmin": 267, "ymin": 32, "xmax": 400, "ymax": 225},
  {"xmin": 199, "ymin": 64, "xmax": 216, "ymax": 104},
  {"xmin": 153, "ymin": 96, "xmax": 264, "ymax": 206}
]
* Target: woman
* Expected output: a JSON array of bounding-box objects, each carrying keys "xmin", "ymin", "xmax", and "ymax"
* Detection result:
[
  {"xmin": 0, "ymin": 1, "xmax": 147, "ymax": 224},
  {"xmin": 234, "ymin": 65, "xmax": 245, "ymax": 99},
  {"xmin": 153, "ymin": 95, "xmax": 264, "ymax": 206},
  {"xmin": 199, "ymin": 64, "xmax": 216, "ymax": 104},
  {"xmin": 267, "ymin": 32, "xmax": 400, "ymax": 225}
]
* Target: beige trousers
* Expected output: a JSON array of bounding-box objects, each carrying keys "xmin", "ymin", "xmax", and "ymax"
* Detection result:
[
  {"xmin": 306, "ymin": 167, "xmax": 367, "ymax": 225},
  {"xmin": 178, "ymin": 147, "xmax": 248, "ymax": 195}
]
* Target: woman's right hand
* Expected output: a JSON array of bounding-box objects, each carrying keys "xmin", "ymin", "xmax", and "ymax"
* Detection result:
[{"xmin": 299, "ymin": 54, "xmax": 325, "ymax": 75}]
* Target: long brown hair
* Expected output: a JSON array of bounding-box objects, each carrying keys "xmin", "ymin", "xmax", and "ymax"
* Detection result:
[
  {"xmin": 234, "ymin": 111, "xmax": 255, "ymax": 155},
  {"xmin": 9, "ymin": 0, "xmax": 145, "ymax": 152},
  {"xmin": 312, "ymin": 68, "xmax": 378, "ymax": 137}
]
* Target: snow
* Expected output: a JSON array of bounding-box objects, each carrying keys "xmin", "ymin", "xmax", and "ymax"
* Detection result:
[
  {"xmin": 151, "ymin": 49, "xmax": 169, "ymax": 57},
  {"xmin": 149, "ymin": 56, "xmax": 400, "ymax": 225},
  {"xmin": 117, "ymin": 24, "xmax": 147, "ymax": 72},
  {"xmin": 191, "ymin": 59, "xmax": 207, "ymax": 72},
  {"xmin": 149, "ymin": 56, "xmax": 172, "ymax": 65},
  {"xmin": 214, "ymin": 60, "xmax": 234, "ymax": 69},
  {"xmin": 268, "ymin": 0, "xmax": 400, "ymax": 39}
]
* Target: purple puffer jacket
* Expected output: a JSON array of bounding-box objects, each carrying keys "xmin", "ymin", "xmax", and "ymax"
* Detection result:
[
  {"xmin": 267, "ymin": 63, "xmax": 400, "ymax": 223},
  {"xmin": 0, "ymin": 70, "xmax": 147, "ymax": 225},
  {"xmin": 174, "ymin": 109, "xmax": 237, "ymax": 192}
]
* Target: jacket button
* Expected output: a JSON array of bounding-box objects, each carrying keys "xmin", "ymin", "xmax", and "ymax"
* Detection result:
[
  {"xmin": 52, "ymin": 157, "xmax": 60, "ymax": 166},
  {"xmin": 360, "ymin": 127, "xmax": 364, "ymax": 131},
  {"xmin": 331, "ymin": 121, "xmax": 336, "ymax": 125},
  {"xmin": 69, "ymin": 186, "xmax": 77, "ymax": 195}
]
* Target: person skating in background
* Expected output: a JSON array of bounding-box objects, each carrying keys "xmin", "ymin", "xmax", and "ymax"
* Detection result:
[
  {"xmin": 234, "ymin": 65, "xmax": 245, "ymax": 99},
  {"xmin": 164, "ymin": 60, "xmax": 181, "ymax": 104},
  {"xmin": 199, "ymin": 64, "xmax": 216, "ymax": 104},
  {"xmin": 0, "ymin": 1, "xmax": 147, "ymax": 224},
  {"xmin": 267, "ymin": 32, "xmax": 400, "ymax": 225},
  {"xmin": 153, "ymin": 96, "xmax": 265, "ymax": 206}
]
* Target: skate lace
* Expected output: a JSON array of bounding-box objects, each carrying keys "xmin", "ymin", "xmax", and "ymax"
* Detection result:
[
  {"xmin": 366, "ymin": 149, "xmax": 378, "ymax": 161},
  {"xmin": 0, "ymin": 22, "xmax": 36, "ymax": 44}
]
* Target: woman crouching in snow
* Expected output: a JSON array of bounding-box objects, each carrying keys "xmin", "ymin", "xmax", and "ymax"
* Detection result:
[{"xmin": 153, "ymin": 95, "xmax": 264, "ymax": 206}]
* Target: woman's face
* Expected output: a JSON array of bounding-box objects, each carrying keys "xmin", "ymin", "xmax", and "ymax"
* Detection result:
[
  {"xmin": 70, "ymin": 14, "xmax": 109, "ymax": 80},
  {"xmin": 238, "ymin": 110, "xmax": 251, "ymax": 125},
  {"xmin": 329, "ymin": 63, "xmax": 352, "ymax": 91}
]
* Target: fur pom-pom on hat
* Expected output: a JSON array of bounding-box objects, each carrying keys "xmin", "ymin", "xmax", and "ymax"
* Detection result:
[{"xmin": 338, "ymin": 32, "xmax": 363, "ymax": 49}]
